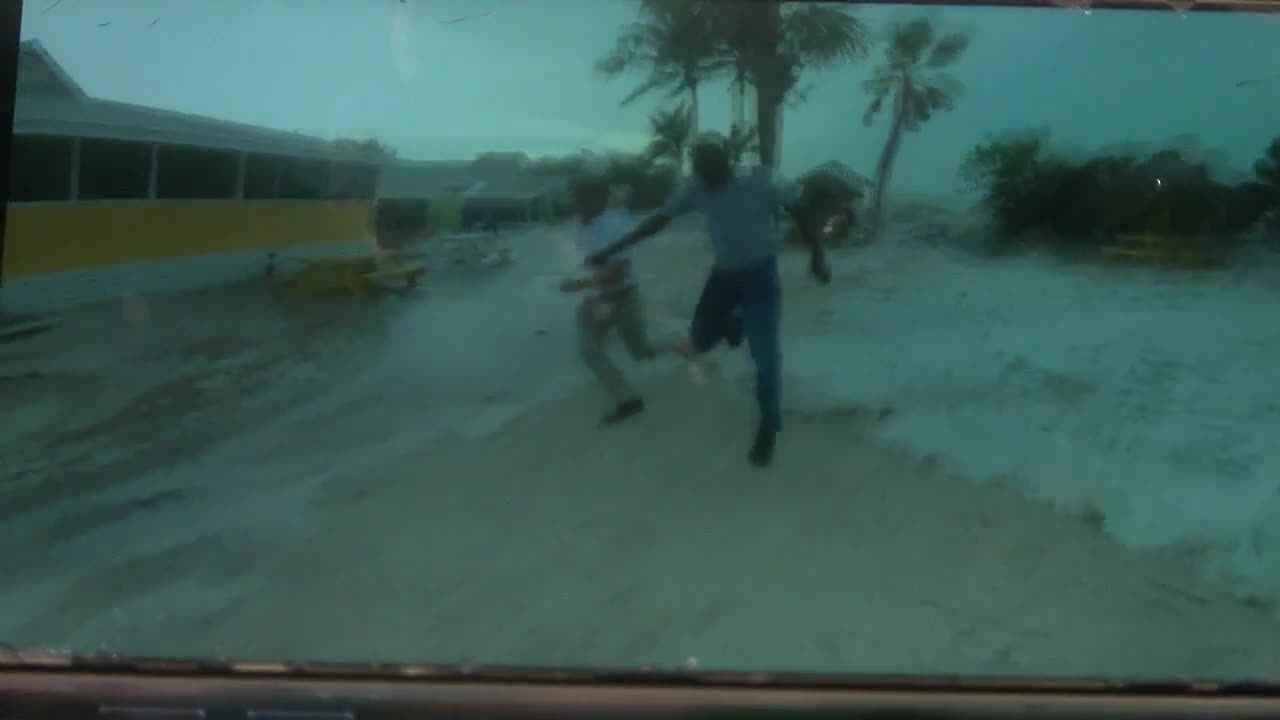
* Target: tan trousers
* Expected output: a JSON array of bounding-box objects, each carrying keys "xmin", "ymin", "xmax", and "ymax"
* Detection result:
[{"xmin": 577, "ymin": 287, "xmax": 657, "ymax": 401}]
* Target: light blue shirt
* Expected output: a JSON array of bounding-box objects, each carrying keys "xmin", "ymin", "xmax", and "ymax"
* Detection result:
[
  {"xmin": 576, "ymin": 208, "xmax": 637, "ymax": 295},
  {"xmin": 660, "ymin": 168, "xmax": 801, "ymax": 271}
]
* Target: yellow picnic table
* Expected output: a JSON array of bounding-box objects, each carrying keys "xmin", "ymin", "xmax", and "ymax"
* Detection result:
[
  {"xmin": 286, "ymin": 251, "xmax": 428, "ymax": 298},
  {"xmin": 1099, "ymin": 207, "xmax": 1220, "ymax": 268},
  {"xmin": 1100, "ymin": 232, "xmax": 1220, "ymax": 268}
]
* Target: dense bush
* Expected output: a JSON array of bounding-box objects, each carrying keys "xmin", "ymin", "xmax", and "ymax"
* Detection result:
[{"xmin": 959, "ymin": 131, "xmax": 1280, "ymax": 249}]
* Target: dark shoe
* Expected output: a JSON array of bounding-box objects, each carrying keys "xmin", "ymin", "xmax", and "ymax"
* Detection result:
[
  {"xmin": 726, "ymin": 311, "xmax": 744, "ymax": 349},
  {"xmin": 602, "ymin": 397, "xmax": 644, "ymax": 425},
  {"xmin": 748, "ymin": 424, "xmax": 776, "ymax": 467}
]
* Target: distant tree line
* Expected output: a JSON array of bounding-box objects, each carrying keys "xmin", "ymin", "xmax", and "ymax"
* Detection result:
[{"xmin": 329, "ymin": 137, "xmax": 397, "ymax": 161}]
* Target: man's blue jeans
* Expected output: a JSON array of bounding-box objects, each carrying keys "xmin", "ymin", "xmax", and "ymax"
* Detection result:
[{"xmin": 690, "ymin": 257, "xmax": 782, "ymax": 433}]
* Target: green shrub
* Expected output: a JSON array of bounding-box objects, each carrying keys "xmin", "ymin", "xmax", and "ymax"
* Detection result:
[{"xmin": 959, "ymin": 130, "xmax": 1280, "ymax": 250}]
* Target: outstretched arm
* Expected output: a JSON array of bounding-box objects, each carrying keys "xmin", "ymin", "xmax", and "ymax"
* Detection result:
[
  {"xmin": 588, "ymin": 184, "xmax": 697, "ymax": 267},
  {"xmin": 559, "ymin": 258, "xmax": 631, "ymax": 293},
  {"xmin": 587, "ymin": 213, "xmax": 671, "ymax": 266}
]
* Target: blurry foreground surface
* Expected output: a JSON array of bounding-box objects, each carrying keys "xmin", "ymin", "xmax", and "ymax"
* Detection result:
[{"xmin": 3, "ymin": 219, "xmax": 1280, "ymax": 677}]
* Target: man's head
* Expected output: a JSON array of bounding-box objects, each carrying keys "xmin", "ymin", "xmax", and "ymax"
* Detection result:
[
  {"xmin": 690, "ymin": 131, "xmax": 731, "ymax": 188},
  {"xmin": 570, "ymin": 156, "xmax": 612, "ymax": 220}
]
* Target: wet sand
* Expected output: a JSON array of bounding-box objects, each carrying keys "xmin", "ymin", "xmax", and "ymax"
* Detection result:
[
  {"xmin": 8, "ymin": 361, "xmax": 1279, "ymax": 678},
  {"xmin": 4, "ymin": 228, "xmax": 1280, "ymax": 679},
  {"xmin": 171, "ymin": 371, "xmax": 1280, "ymax": 679}
]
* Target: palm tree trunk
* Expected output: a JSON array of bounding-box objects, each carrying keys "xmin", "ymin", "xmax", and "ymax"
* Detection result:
[
  {"xmin": 773, "ymin": 107, "xmax": 784, "ymax": 169},
  {"xmin": 749, "ymin": 0, "xmax": 783, "ymax": 170},
  {"xmin": 755, "ymin": 79, "xmax": 786, "ymax": 170},
  {"xmin": 871, "ymin": 87, "xmax": 907, "ymax": 236},
  {"xmin": 687, "ymin": 83, "xmax": 700, "ymax": 177},
  {"xmin": 731, "ymin": 82, "xmax": 744, "ymax": 132},
  {"xmin": 689, "ymin": 83, "xmax": 700, "ymax": 139}
]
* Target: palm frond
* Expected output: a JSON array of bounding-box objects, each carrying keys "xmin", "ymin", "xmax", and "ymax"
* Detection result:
[
  {"xmin": 781, "ymin": 4, "xmax": 872, "ymax": 63},
  {"xmin": 597, "ymin": 1, "xmax": 726, "ymax": 108},
  {"xmin": 865, "ymin": 17, "xmax": 967, "ymax": 133},
  {"xmin": 888, "ymin": 18, "xmax": 934, "ymax": 66},
  {"xmin": 906, "ymin": 87, "xmax": 932, "ymax": 128},
  {"xmin": 862, "ymin": 94, "xmax": 885, "ymax": 127},
  {"xmin": 648, "ymin": 101, "xmax": 694, "ymax": 160},
  {"xmin": 727, "ymin": 124, "xmax": 760, "ymax": 165},
  {"xmin": 922, "ymin": 84, "xmax": 954, "ymax": 111},
  {"xmin": 926, "ymin": 32, "xmax": 969, "ymax": 68},
  {"xmin": 622, "ymin": 73, "xmax": 676, "ymax": 106},
  {"xmin": 924, "ymin": 71, "xmax": 965, "ymax": 101},
  {"xmin": 861, "ymin": 66, "xmax": 897, "ymax": 95}
]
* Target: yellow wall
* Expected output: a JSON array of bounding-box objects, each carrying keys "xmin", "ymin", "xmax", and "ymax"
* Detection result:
[{"xmin": 2, "ymin": 200, "xmax": 374, "ymax": 278}]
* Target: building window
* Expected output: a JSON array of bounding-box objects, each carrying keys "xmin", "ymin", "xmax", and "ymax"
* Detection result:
[
  {"xmin": 156, "ymin": 144, "xmax": 237, "ymax": 199},
  {"xmin": 329, "ymin": 162, "xmax": 378, "ymax": 200},
  {"xmin": 243, "ymin": 153, "xmax": 278, "ymax": 199},
  {"xmin": 78, "ymin": 138, "xmax": 150, "ymax": 200},
  {"xmin": 9, "ymin": 134, "xmax": 73, "ymax": 202},
  {"xmin": 276, "ymin": 157, "xmax": 328, "ymax": 200}
]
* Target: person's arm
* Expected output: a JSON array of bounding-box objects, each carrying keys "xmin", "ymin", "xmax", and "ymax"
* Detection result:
[
  {"xmin": 594, "ymin": 258, "xmax": 630, "ymax": 287},
  {"xmin": 588, "ymin": 185, "xmax": 696, "ymax": 266},
  {"xmin": 559, "ymin": 276, "xmax": 593, "ymax": 293},
  {"xmin": 588, "ymin": 213, "xmax": 671, "ymax": 266}
]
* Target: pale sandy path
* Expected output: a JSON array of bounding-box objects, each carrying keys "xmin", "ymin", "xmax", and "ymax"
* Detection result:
[
  {"xmin": 93, "ymin": 369, "xmax": 1280, "ymax": 680},
  {"xmin": 4, "ymin": 227, "xmax": 1279, "ymax": 681}
]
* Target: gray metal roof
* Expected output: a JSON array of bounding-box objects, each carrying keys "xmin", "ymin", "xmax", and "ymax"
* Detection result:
[
  {"xmin": 17, "ymin": 39, "xmax": 87, "ymax": 100},
  {"xmin": 377, "ymin": 159, "xmax": 571, "ymax": 202},
  {"xmin": 462, "ymin": 175, "xmax": 571, "ymax": 201},
  {"xmin": 14, "ymin": 39, "xmax": 379, "ymax": 165},
  {"xmin": 377, "ymin": 161, "xmax": 480, "ymax": 199}
]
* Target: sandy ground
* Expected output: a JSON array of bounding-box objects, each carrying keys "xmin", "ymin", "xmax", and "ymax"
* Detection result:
[{"xmin": 2, "ymin": 220, "xmax": 1280, "ymax": 679}]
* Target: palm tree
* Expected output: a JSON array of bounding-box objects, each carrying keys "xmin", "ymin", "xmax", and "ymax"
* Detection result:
[
  {"xmin": 702, "ymin": 2, "xmax": 755, "ymax": 135},
  {"xmin": 862, "ymin": 18, "xmax": 969, "ymax": 231},
  {"xmin": 645, "ymin": 102, "xmax": 695, "ymax": 173},
  {"xmin": 712, "ymin": 2, "xmax": 870, "ymax": 169},
  {"xmin": 726, "ymin": 123, "xmax": 760, "ymax": 168},
  {"xmin": 596, "ymin": 0, "xmax": 726, "ymax": 148}
]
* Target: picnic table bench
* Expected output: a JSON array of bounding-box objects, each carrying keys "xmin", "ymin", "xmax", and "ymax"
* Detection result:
[
  {"xmin": 286, "ymin": 252, "xmax": 428, "ymax": 298},
  {"xmin": 435, "ymin": 233, "xmax": 513, "ymax": 269}
]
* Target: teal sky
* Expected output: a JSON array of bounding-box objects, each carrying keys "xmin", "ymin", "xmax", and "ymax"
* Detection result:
[{"xmin": 20, "ymin": 0, "xmax": 1280, "ymax": 199}]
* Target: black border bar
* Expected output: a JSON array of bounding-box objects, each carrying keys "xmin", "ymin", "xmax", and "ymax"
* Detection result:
[
  {"xmin": 849, "ymin": 0, "xmax": 1280, "ymax": 11},
  {"xmin": 3, "ymin": 669, "xmax": 1280, "ymax": 720}
]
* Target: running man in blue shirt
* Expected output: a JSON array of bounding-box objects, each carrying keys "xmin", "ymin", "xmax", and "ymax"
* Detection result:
[{"xmin": 587, "ymin": 131, "xmax": 830, "ymax": 467}]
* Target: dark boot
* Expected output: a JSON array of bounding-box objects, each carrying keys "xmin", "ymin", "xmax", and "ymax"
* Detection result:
[
  {"xmin": 601, "ymin": 397, "xmax": 644, "ymax": 425},
  {"xmin": 748, "ymin": 423, "xmax": 776, "ymax": 467}
]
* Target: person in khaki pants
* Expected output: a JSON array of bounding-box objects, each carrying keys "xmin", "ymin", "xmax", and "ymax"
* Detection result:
[{"xmin": 560, "ymin": 165, "xmax": 686, "ymax": 424}]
